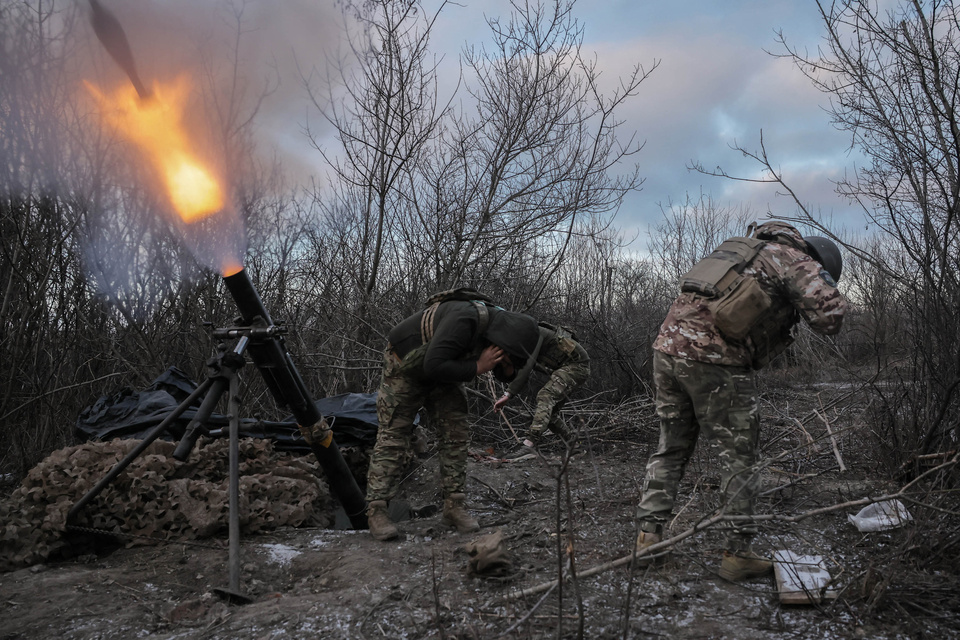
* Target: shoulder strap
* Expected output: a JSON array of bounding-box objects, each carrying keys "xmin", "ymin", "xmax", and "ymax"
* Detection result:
[
  {"xmin": 420, "ymin": 300, "xmax": 490, "ymax": 344},
  {"xmin": 473, "ymin": 301, "xmax": 490, "ymax": 338},
  {"xmin": 420, "ymin": 301, "xmax": 441, "ymax": 343}
]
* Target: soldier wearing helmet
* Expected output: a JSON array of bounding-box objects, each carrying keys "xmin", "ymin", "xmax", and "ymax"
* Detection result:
[{"xmin": 634, "ymin": 221, "xmax": 848, "ymax": 581}]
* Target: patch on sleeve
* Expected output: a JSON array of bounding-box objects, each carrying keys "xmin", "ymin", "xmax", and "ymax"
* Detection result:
[{"xmin": 819, "ymin": 268, "xmax": 837, "ymax": 287}]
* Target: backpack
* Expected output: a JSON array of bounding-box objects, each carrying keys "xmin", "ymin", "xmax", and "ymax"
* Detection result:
[
  {"xmin": 420, "ymin": 287, "xmax": 495, "ymax": 343},
  {"xmin": 679, "ymin": 237, "xmax": 772, "ymax": 341}
]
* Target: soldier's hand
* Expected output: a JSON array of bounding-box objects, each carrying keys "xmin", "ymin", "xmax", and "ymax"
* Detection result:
[
  {"xmin": 494, "ymin": 393, "xmax": 510, "ymax": 412},
  {"xmin": 477, "ymin": 345, "xmax": 505, "ymax": 375}
]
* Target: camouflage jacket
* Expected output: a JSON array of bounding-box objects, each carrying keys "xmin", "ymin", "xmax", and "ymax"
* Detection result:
[{"xmin": 652, "ymin": 240, "xmax": 848, "ymax": 368}]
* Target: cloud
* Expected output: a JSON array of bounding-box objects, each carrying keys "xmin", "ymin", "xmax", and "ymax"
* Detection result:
[
  {"xmin": 582, "ymin": 8, "xmax": 862, "ymax": 238},
  {"xmin": 74, "ymin": 0, "xmax": 865, "ymax": 239}
]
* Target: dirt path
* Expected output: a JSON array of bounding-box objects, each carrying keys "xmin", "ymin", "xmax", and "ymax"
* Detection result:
[{"xmin": 3, "ymin": 432, "xmax": 947, "ymax": 639}]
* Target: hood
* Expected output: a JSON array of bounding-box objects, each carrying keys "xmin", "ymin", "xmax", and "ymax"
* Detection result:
[{"xmin": 483, "ymin": 309, "xmax": 540, "ymax": 367}]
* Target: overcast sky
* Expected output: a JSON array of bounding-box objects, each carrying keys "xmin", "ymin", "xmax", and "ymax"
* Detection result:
[
  {"xmin": 86, "ymin": 0, "xmax": 870, "ymax": 244},
  {"xmin": 421, "ymin": 0, "xmax": 871, "ymax": 243}
]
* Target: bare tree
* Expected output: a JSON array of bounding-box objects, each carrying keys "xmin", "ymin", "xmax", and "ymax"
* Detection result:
[
  {"xmin": 431, "ymin": 0, "xmax": 655, "ymax": 303},
  {"xmin": 306, "ymin": 0, "xmax": 448, "ymax": 295},
  {"xmin": 301, "ymin": 0, "xmax": 450, "ymax": 388},
  {"xmin": 300, "ymin": 0, "xmax": 654, "ymax": 388},
  {"xmin": 774, "ymin": 0, "xmax": 960, "ymax": 455},
  {"xmin": 689, "ymin": 1, "xmax": 960, "ymax": 457},
  {"xmin": 647, "ymin": 190, "xmax": 755, "ymax": 292},
  {"xmin": 0, "ymin": 1, "xmax": 98, "ymax": 472}
]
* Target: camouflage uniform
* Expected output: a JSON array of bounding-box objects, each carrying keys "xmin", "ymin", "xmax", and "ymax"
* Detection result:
[
  {"xmin": 505, "ymin": 325, "xmax": 590, "ymax": 441},
  {"xmin": 637, "ymin": 222, "xmax": 847, "ymax": 551},
  {"xmin": 366, "ymin": 344, "xmax": 471, "ymax": 501},
  {"xmin": 366, "ymin": 302, "xmax": 540, "ymax": 503}
]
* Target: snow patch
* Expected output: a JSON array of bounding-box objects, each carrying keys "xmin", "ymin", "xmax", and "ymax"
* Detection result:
[{"xmin": 259, "ymin": 543, "xmax": 301, "ymax": 566}]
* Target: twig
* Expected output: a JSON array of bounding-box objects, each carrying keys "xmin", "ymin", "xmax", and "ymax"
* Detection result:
[
  {"xmin": 430, "ymin": 548, "xmax": 447, "ymax": 640},
  {"xmin": 554, "ymin": 450, "xmax": 565, "ymax": 635},
  {"xmin": 505, "ymin": 457, "xmax": 959, "ymax": 601},
  {"xmin": 0, "ymin": 372, "xmax": 128, "ymax": 421},
  {"xmin": 562, "ymin": 448, "xmax": 585, "ymax": 639},
  {"xmin": 670, "ymin": 478, "xmax": 704, "ymax": 530},
  {"xmin": 620, "ymin": 546, "xmax": 637, "ymax": 640},
  {"xmin": 484, "ymin": 375, "xmax": 525, "ymax": 445},
  {"xmin": 792, "ymin": 417, "xmax": 821, "ymax": 453},
  {"xmin": 816, "ymin": 408, "xmax": 846, "ymax": 472},
  {"xmin": 470, "ymin": 474, "xmax": 516, "ymax": 508},
  {"xmin": 495, "ymin": 582, "xmax": 558, "ymax": 638},
  {"xmin": 758, "ymin": 470, "xmax": 827, "ymax": 498}
]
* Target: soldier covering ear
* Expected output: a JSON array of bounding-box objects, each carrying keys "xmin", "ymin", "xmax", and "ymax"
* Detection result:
[{"xmin": 365, "ymin": 299, "xmax": 539, "ymax": 540}]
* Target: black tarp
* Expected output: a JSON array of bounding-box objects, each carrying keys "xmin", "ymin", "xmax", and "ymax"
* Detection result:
[{"xmin": 75, "ymin": 366, "xmax": 379, "ymax": 450}]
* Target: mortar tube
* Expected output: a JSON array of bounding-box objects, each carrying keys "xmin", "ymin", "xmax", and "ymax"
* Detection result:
[{"xmin": 222, "ymin": 269, "xmax": 368, "ymax": 528}]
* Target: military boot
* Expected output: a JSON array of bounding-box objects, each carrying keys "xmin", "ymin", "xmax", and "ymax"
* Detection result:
[
  {"xmin": 635, "ymin": 530, "xmax": 661, "ymax": 554},
  {"xmin": 441, "ymin": 493, "xmax": 480, "ymax": 533},
  {"xmin": 719, "ymin": 550, "xmax": 773, "ymax": 582},
  {"xmin": 634, "ymin": 530, "xmax": 665, "ymax": 565},
  {"xmin": 366, "ymin": 500, "xmax": 399, "ymax": 541},
  {"xmin": 552, "ymin": 426, "xmax": 573, "ymax": 448}
]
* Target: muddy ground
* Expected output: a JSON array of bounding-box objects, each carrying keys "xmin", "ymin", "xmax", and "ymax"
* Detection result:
[{"xmin": 1, "ymin": 386, "xmax": 957, "ymax": 639}]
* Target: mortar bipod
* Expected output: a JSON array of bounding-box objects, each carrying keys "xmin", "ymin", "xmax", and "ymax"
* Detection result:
[{"xmin": 67, "ymin": 335, "xmax": 254, "ymax": 604}]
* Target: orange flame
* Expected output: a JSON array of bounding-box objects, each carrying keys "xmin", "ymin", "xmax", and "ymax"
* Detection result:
[
  {"xmin": 86, "ymin": 76, "xmax": 224, "ymax": 224},
  {"xmin": 221, "ymin": 261, "xmax": 244, "ymax": 277}
]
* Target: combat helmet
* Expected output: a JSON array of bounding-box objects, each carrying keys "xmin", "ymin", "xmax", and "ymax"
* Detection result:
[{"xmin": 803, "ymin": 236, "xmax": 843, "ymax": 282}]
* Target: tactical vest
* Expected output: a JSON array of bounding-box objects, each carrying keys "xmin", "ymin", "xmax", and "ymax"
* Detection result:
[
  {"xmin": 680, "ymin": 237, "xmax": 796, "ymax": 368},
  {"xmin": 680, "ymin": 237, "xmax": 766, "ymax": 298},
  {"xmin": 535, "ymin": 321, "xmax": 579, "ymax": 371}
]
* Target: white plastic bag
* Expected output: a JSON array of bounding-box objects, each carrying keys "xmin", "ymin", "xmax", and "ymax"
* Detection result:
[{"xmin": 847, "ymin": 499, "xmax": 913, "ymax": 532}]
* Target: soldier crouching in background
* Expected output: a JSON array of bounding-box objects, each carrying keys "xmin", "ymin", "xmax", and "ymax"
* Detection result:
[
  {"xmin": 493, "ymin": 321, "xmax": 590, "ymax": 453},
  {"xmin": 635, "ymin": 221, "xmax": 848, "ymax": 581},
  {"xmin": 366, "ymin": 293, "xmax": 540, "ymax": 541}
]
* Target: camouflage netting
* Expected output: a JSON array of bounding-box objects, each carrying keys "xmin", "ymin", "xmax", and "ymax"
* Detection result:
[{"xmin": 0, "ymin": 437, "xmax": 337, "ymax": 571}]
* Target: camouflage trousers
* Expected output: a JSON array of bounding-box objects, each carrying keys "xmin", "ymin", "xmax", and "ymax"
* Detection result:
[
  {"xmin": 636, "ymin": 350, "xmax": 761, "ymax": 551},
  {"xmin": 366, "ymin": 346, "xmax": 471, "ymax": 502},
  {"xmin": 531, "ymin": 349, "xmax": 590, "ymax": 441}
]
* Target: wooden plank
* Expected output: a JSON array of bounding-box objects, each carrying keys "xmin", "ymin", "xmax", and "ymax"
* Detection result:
[{"xmin": 773, "ymin": 550, "xmax": 838, "ymax": 605}]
